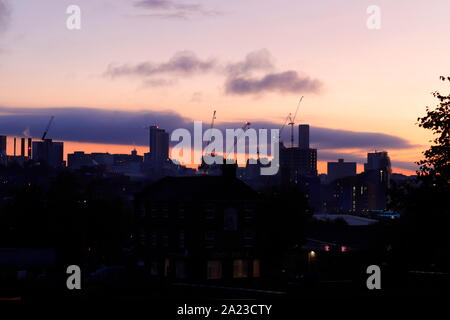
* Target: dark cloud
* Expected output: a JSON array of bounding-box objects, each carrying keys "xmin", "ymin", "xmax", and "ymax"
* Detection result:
[
  {"xmin": 0, "ymin": 106, "xmax": 414, "ymax": 150},
  {"xmin": 0, "ymin": 0, "xmax": 10, "ymax": 33},
  {"xmin": 105, "ymin": 51, "xmax": 217, "ymax": 78},
  {"xmin": 225, "ymin": 71, "xmax": 322, "ymax": 95},
  {"xmin": 104, "ymin": 49, "xmax": 322, "ymax": 95},
  {"xmin": 309, "ymin": 127, "xmax": 415, "ymax": 150},
  {"xmin": 134, "ymin": 0, "xmax": 222, "ymax": 19},
  {"xmin": 0, "ymin": 106, "xmax": 417, "ymax": 170},
  {"xmin": 226, "ymin": 49, "xmax": 274, "ymax": 76}
]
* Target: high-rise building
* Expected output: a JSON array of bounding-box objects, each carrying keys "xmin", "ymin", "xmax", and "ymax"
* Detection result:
[
  {"xmin": 280, "ymin": 124, "xmax": 318, "ymax": 186},
  {"xmin": 0, "ymin": 135, "xmax": 6, "ymax": 156},
  {"xmin": 327, "ymin": 159, "xmax": 357, "ymax": 184},
  {"xmin": 363, "ymin": 151, "xmax": 392, "ymax": 211},
  {"xmin": 0, "ymin": 135, "xmax": 6, "ymax": 165},
  {"xmin": 298, "ymin": 124, "xmax": 310, "ymax": 149},
  {"xmin": 364, "ymin": 151, "xmax": 391, "ymax": 174},
  {"xmin": 32, "ymin": 139, "xmax": 64, "ymax": 168},
  {"xmin": 148, "ymin": 126, "xmax": 169, "ymax": 166}
]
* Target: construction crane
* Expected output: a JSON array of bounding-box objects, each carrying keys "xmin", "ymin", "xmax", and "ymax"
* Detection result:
[
  {"xmin": 279, "ymin": 113, "xmax": 291, "ymax": 145},
  {"xmin": 287, "ymin": 96, "xmax": 303, "ymax": 148},
  {"xmin": 41, "ymin": 116, "xmax": 55, "ymax": 140},
  {"xmin": 199, "ymin": 110, "xmax": 217, "ymax": 174},
  {"xmin": 225, "ymin": 121, "xmax": 251, "ymax": 160},
  {"xmin": 205, "ymin": 110, "xmax": 217, "ymax": 155}
]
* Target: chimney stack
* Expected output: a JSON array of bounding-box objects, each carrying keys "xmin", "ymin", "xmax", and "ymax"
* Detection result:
[
  {"xmin": 28, "ymin": 138, "xmax": 32, "ymax": 158},
  {"xmin": 21, "ymin": 138, "xmax": 25, "ymax": 157},
  {"xmin": 14, "ymin": 138, "xmax": 16, "ymax": 156}
]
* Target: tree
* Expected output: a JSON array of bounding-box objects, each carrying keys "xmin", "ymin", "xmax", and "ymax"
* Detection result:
[
  {"xmin": 416, "ymin": 76, "xmax": 450, "ymax": 186},
  {"xmin": 390, "ymin": 76, "xmax": 450, "ymax": 272}
]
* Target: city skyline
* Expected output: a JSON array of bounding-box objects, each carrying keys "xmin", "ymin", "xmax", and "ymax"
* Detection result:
[{"xmin": 1, "ymin": 0, "xmax": 449, "ymax": 175}]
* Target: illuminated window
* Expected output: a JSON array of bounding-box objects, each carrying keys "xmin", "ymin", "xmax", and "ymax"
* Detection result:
[
  {"xmin": 233, "ymin": 259, "xmax": 248, "ymax": 278},
  {"xmin": 207, "ymin": 261, "xmax": 222, "ymax": 279},
  {"xmin": 253, "ymin": 260, "xmax": 260, "ymax": 278}
]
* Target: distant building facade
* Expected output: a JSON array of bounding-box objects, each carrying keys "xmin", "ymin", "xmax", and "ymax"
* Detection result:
[
  {"xmin": 327, "ymin": 159, "xmax": 357, "ymax": 184},
  {"xmin": 32, "ymin": 139, "xmax": 64, "ymax": 168},
  {"xmin": 135, "ymin": 166, "xmax": 264, "ymax": 282}
]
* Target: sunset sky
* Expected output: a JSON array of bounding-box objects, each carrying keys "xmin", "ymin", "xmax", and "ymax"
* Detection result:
[{"xmin": 1, "ymin": 0, "xmax": 450, "ymax": 174}]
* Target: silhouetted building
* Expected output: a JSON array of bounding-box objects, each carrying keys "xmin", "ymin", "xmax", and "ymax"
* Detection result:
[
  {"xmin": 147, "ymin": 126, "xmax": 169, "ymax": 167},
  {"xmin": 0, "ymin": 135, "xmax": 6, "ymax": 166},
  {"xmin": 68, "ymin": 151, "xmax": 96, "ymax": 169},
  {"xmin": 327, "ymin": 159, "xmax": 356, "ymax": 184},
  {"xmin": 68, "ymin": 150, "xmax": 144, "ymax": 176},
  {"xmin": 280, "ymin": 144, "xmax": 318, "ymax": 183},
  {"xmin": 0, "ymin": 135, "xmax": 6, "ymax": 156},
  {"xmin": 363, "ymin": 151, "xmax": 391, "ymax": 211},
  {"xmin": 32, "ymin": 139, "xmax": 64, "ymax": 168},
  {"xmin": 298, "ymin": 124, "xmax": 310, "ymax": 149},
  {"xmin": 136, "ymin": 165, "xmax": 263, "ymax": 282}
]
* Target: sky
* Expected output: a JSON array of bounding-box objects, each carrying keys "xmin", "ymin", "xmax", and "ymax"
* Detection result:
[{"xmin": 1, "ymin": 0, "xmax": 449, "ymax": 174}]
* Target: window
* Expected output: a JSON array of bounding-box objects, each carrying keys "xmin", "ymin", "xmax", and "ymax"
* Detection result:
[
  {"xmin": 244, "ymin": 230, "xmax": 255, "ymax": 248},
  {"xmin": 205, "ymin": 205, "xmax": 215, "ymax": 219},
  {"xmin": 243, "ymin": 207, "xmax": 254, "ymax": 219},
  {"xmin": 150, "ymin": 232, "xmax": 157, "ymax": 247},
  {"xmin": 205, "ymin": 231, "xmax": 216, "ymax": 248},
  {"xmin": 253, "ymin": 260, "xmax": 260, "ymax": 278},
  {"xmin": 233, "ymin": 259, "xmax": 248, "ymax": 278},
  {"xmin": 179, "ymin": 231, "xmax": 185, "ymax": 248},
  {"xmin": 207, "ymin": 261, "xmax": 222, "ymax": 280},
  {"xmin": 175, "ymin": 261, "xmax": 186, "ymax": 279},
  {"xmin": 150, "ymin": 261, "xmax": 159, "ymax": 276},
  {"xmin": 178, "ymin": 206, "xmax": 185, "ymax": 219},
  {"xmin": 162, "ymin": 207, "xmax": 169, "ymax": 218},
  {"xmin": 162, "ymin": 234, "xmax": 169, "ymax": 247},
  {"xmin": 224, "ymin": 208, "xmax": 238, "ymax": 231}
]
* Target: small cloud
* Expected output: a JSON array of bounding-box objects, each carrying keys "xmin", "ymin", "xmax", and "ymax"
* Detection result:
[
  {"xmin": 190, "ymin": 91, "xmax": 203, "ymax": 103},
  {"xmin": 135, "ymin": 0, "xmax": 172, "ymax": 9},
  {"xmin": 142, "ymin": 78, "xmax": 176, "ymax": 87},
  {"xmin": 133, "ymin": 0, "xmax": 223, "ymax": 19},
  {"xmin": 105, "ymin": 51, "xmax": 217, "ymax": 79},
  {"xmin": 0, "ymin": 0, "xmax": 11, "ymax": 33},
  {"xmin": 226, "ymin": 49, "xmax": 274, "ymax": 76},
  {"xmin": 225, "ymin": 71, "xmax": 322, "ymax": 95}
]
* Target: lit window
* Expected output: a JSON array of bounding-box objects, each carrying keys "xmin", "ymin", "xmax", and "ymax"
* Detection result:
[
  {"xmin": 207, "ymin": 261, "xmax": 222, "ymax": 279},
  {"xmin": 253, "ymin": 260, "xmax": 260, "ymax": 278},
  {"xmin": 233, "ymin": 259, "xmax": 248, "ymax": 278}
]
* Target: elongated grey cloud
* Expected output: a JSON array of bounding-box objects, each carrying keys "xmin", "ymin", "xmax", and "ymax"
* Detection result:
[
  {"xmin": 0, "ymin": 0, "xmax": 10, "ymax": 33},
  {"xmin": 105, "ymin": 51, "xmax": 217, "ymax": 79},
  {"xmin": 0, "ymin": 106, "xmax": 415, "ymax": 169},
  {"xmin": 134, "ymin": 0, "xmax": 221, "ymax": 19},
  {"xmin": 105, "ymin": 49, "xmax": 322, "ymax": 94},
  {"xmin": 135, "ymin": 0, "xmax": 172, "ymax": 9},
  {"xmin": 225, "ymin": 71, "xmax": 322, "ymax": 95}
]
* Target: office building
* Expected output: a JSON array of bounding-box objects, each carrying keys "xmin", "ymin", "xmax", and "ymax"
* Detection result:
[
  {"xmin": 32, "ymin": 139, "xmax": 64, "ymax": 168},
  {"xmin": 0, "ymin": 135, "xmax": 6, "ymax": 165},
  {"xmin": 0, "ymin": 135, "xmax": 6, "ymax": 156},
  {"xmin": 327, "ymin": 159, "xmax": 357, "ymax": 184},
  {"xmin": 298, "ymin": 124, "xmax": 310, "ymax": 149},
  {"xmin": 149, "ymin": 126, "xmax": 169, "ymax": 161}
]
